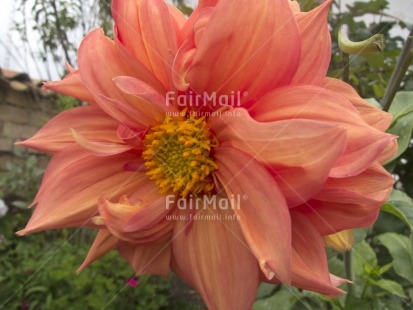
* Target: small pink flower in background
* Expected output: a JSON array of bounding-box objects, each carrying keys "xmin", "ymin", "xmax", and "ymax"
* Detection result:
[
  {"xmin": 126, "ymin": 277, "xmax": 139, "ymax": 287},
  {"xmin": 17, "ymin": 0, "xmax": 397, "ymax": 308}
]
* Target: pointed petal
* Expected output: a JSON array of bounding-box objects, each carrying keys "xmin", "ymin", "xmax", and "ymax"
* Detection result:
[
  {"xmin": 17, "ymin": 146, "xmax": 144, "ymax": 235},
  {"xmin": 297, "ymin": 164, "xmax": 394, "ymax": 235},
  {"xmin": 112, "ymin": 0, "xmax": 179, "ymax": 89},
  {"xmin": 290, "ymin": 0, "xmax": 332, "ymax": 85},
  {"xmin": 78, "ymin": 29, "xmax": 162, "ymax": 128},
  {"xmin": 214, "ymin": 146, "xmax": 292, "ymax": 283},
  {"xmin": 210, "ymin": 108, "xmax": 346, "ymax": 206},
  {"xmin": 289, "ymin": 212, "xmax": 346, "ymax": 297},
  {"xmin": 71, "ymin": 128, "xmax": 132, "ymax": 156},
  {"xmin": 172, "ymin": 207, "xmax": 259, "ymax": 309},
  {"xmin": 43, "ymin": 69, "xmax": 95, "ymax": 104},
  {"xmin": 17, "ymin": 106, "xmax": 121, "ymax": 154},
  {"xmin": 321, "ymin": 78, "xmax": 392, "ymax": 131},
  {"xmin": 77, "ymin": 229, "xmax": 118, "ymax": 273},
  {"xmin": 250, "ymin": 85, "xmax": 395, "ymax": 178},
  {"xmin": 174, "ymin": 0, "xmax": 301, "ymax": 105},
  {"xmin": 118, "ymin": 239, "xmax": 171, "ymax": 277}
]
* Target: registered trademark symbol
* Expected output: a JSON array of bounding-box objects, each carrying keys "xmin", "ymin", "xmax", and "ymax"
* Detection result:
[
  {"xmin": 243, "ymin": 194, "xmax": 248, "ymax": 200},
  {"xmin": 242, "ymin": 91, "xmax": 249, "ymax": 97}
]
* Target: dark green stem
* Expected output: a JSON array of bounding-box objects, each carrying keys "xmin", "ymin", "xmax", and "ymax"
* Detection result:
[
  {"xmin": 344, "ymin": 250, "xmax": 354, "ymax": 295},
  {"xmin": 382, "ymin": 27, "xmax": 413, "ymax": 112}
]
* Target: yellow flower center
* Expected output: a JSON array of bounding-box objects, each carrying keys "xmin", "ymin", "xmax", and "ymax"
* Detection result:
[{"xmin": 143, "ymin": 115, "xmax": 218, "ymax": 198}]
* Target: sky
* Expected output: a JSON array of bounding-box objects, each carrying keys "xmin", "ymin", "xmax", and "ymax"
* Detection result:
[{"xmin": 0, "ymin": 0, "xmax": 412, "ymax": 80}]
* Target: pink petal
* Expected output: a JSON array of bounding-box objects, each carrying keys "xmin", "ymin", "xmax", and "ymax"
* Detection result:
[
  {"xmin": 113, "ymin": 76, "xmax": 178, "ymax": 115},
  {"xmin": 16, "ymin": 106, "xmax": 121, "ymax": 154},
  {"xmin": 249, "ymin": 85, "xmax": 396, "ymax": 178},
  {"xmin": 290, "ymin": 0, "xmax": 332, "ymax": 85},
  {"xmin": 285, "ymin": 212, "xmax": 346, "ymax": 297},
  {"xmin": 214, "ymin": 146, "xmax": 292, "ymax": 283},
  {"xmin": 77, "ymin": 229, "xmax": 118, "ymax": 273},
  {"xmin": 118, "ymin": 239, "xmax": 171, "ymax": 277},
  {"xmin": 173, "ymin": 0, "xmax": 301, "ymax": 106},
  {"xmin": 296, "ymin": 163, "xmax": 393, "ymax": 235},
  {"xmin": 77, "ymin": 29, "xmax": 163, "ymax": 128},
  {"xmin": 112, "ymin": 0, "xmax": 180, "ymax": 90},
  {"xmin": 71, "ymin": 128, "xmax": 132, "ymax": 156},
  {"xmin": 210, "ymin": 108, "xmax": 346, "ymax": 207},
  {"xmin": 17, "ymin": 146, "xmax": 144, "ymax": 235},
  {"xmin": 321, "ymin": 78, "xmax": 392, "ymax": 131},
  {"xmin": 172, "ymin": 207, "xmax": 259, "ymax": 309},
  {"xmin": 43, "ymin": 69, "xmax": 95, "ymax": 104}
]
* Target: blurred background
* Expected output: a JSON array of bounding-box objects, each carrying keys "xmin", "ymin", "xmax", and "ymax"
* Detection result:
[{"xmin": 0, "ymin": 0, "xmax": 413, "ymax": 309}]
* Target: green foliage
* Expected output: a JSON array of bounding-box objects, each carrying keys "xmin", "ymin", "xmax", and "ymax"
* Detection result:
[
  {"xmin": 0, "ymin": 152, "xmax": 45, "ymax": 206},
  {"xmin": 387, "ymin": 92, "xmax": 413, "ymax": 159}
]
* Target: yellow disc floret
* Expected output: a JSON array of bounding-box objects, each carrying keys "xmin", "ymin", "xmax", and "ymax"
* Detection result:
[{"xmin": 143, "ymin": 115, "xmax": 218, "ymax": 198}]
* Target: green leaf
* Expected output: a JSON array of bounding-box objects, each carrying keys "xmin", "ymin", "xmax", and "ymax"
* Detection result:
[
  {"xmin": 386, "ymin": 189, "xmax": 413, "ymax": 230},
  {"xmin": 387, "ymin": 91, "xmax": 413, "ymax": 160},
  {"xmin": 381, "ymin": 203, "xmax": 412, "ymax": 230},
  {"xmin": 376, "ymin": 233, "xmax": 413, "ymax": 284},
  {"xmin": 344, "ymin": 296, "xmax": 371, "ymax": 310},
  {"xmin": 253, "ymin": 287, "xmax": 299, "ymax": 310},
  {"xmin": 369, "ymin": 279, "xmax": 406, "ymax": 298},
  {"xmin": 256, "ymin": 283, "xmax": 276, "ymax": 299},
  {"xmin": 353, "ymin": 241, "xmax": 378, "ymax": 278}
]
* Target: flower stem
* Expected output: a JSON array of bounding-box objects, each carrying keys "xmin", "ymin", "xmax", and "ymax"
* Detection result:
[
  {"xmin": 382, "ymin": 27, "xmax": 413, "ymax": 112},
  {"xmin": 344, "ymin": 250, "xmax": 354, "ymax": 295}
]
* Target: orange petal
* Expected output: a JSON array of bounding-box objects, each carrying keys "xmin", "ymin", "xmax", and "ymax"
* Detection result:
[
  {"xmin": 43, "ymin": 69, "xmax": 95, "ymax": 104},
  {"xmin": 17, "ymin": 146, "xmax": 145, "ymax": 235},
  {"xmin": 297, "ymin": 163, "xmax": 393, "ymax": 235},
  {"xmin": 71, "ymin": 128, "xmax": 132, "ymax": 156},
  {"xmin": 172, "ymin": 207, "xmax": 259, "ymax": 309},
  {"xmin": 174, "ymin": 0, "xmax": 301, "ymax": 105},
  {"xmin": 112, "ymin": 0, "xmax": 179, "ymax": 90},
  {"xmin": 250, "ymin": 85, "xmax": 396, "ymax": 178},
  {"xmin": 214, "ymin": 146, "xmax": 292, "ymax": 283},
  {"xmin": 77, "ymin": 229, "xmax": 118, "ymax": 273},
  {"xmin": 113, "ymin": 76, "xmax": 177, "ymax": 116},
  {"xmin": 17, "ymin": 106, "xmax": 121, "ymax": 154},
  {"xmin": 322, "ymin": 77, "xmax": 392, "ymax": 131},
  {"xmin": 118, "ymin": 239, "xmax": 171, "ymax": 277},
  {"xmin": 78, "ymin": 29, "xmax": 163, "ymax": 128},
  {"xmin": 289, "ymin": 212, "xmax": 346, "ymax": 297},
  {"xmin": 290, "ymin": 0, "xmax": 332, "ymax": 85},
  {"xmin": 210, "ymin": 108, "xmax": 346, "ymax": 207}
]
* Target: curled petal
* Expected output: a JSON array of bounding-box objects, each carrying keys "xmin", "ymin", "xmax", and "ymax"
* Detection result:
[
  {"xmin": 71, "ymin": 128, "xmax": 132, "ymax": 156},
  {"xmin": 214, "ymin": 146, "xmax": 292, "ymax": 283},
  {"xmin": 250, "ymin": 86, "xmax": 396, "ymax": 178},
  {"xmin": 263, "ymin": 212, "xmax": 347, "ymax": 297},
  {"xmin": 321, "ymin": 77, "xmax": 392, "ymax": 131},
  {"xmin": 77, "ymin": 229, "xmax": 118, "ymax": 273},
  {"xmin": 43, "ymin": 69, "xmax": 95, "ymax": 104},
  {"xmin": 297, "ymin": 163, "xmax": 394, "ymax": 235},
  {"xmin": 174, "ymin": 0, "xmax": 301, "ymax": 105},
  {"xmin": 172, "ymin": 207, "xmax": 259, "ymax": 309},
  {"xmin": 78, "ymin": 29, "xmax": 163, "ymax": 128},
  {"xmin": 112, "ymin": 0, "xmax": 180, "ymax": 89},
  {"xmin": 17, "ymin": 106, "xmax": 120, "ymax": 154},
  {"xmin": 290, "ymin": 0, "xmax": 332, "ymax": 85},
  {"xmin": 17, "ymin": 146, "xmax": 143, "ymax": 235},
  {"xmin": 210, "ymin": 108, "xmax": 346, "ymax": 207}
]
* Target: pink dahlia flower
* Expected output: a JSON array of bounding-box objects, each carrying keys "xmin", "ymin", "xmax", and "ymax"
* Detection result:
[{"xmin": 18, "ymin": 0, "xmax": 397, "ymax": 308}]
